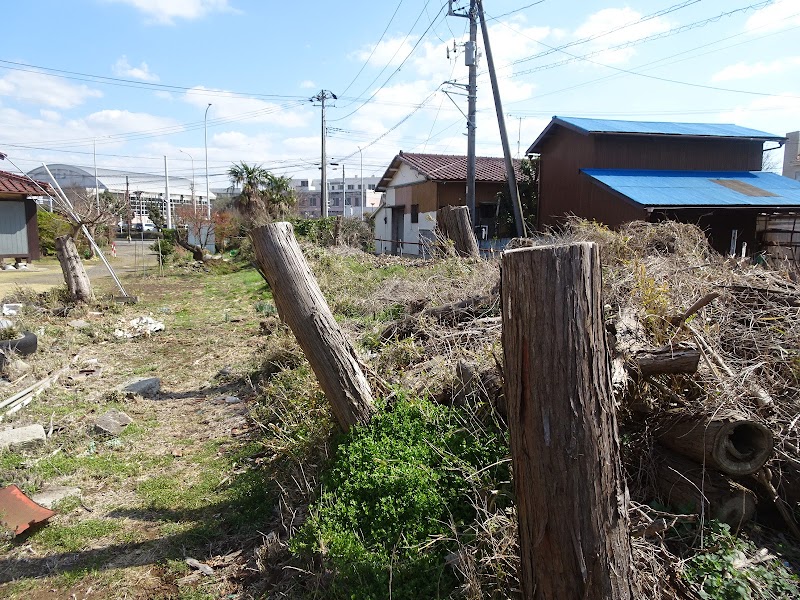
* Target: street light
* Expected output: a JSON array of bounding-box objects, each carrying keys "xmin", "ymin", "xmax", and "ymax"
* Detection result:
[
  {"xmin": 179, "ymin": 149, "xmax": 196, "ymax": 213},
  {"xmin": 204, "ymin": 103, "xmax": 212, "ymax": 219}
]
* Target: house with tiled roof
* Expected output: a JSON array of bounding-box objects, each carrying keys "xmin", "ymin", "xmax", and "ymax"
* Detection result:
[
  {"xmin": 527, "ymin": 116, "xmax": 800, "ymax": 257},
  {"xmin": 0, "ymin": 170, "xmax": 52, "ymax": 263},
  {"xmin": 374, "ymin": 151, "xmax": 521, "ymax": 255}
]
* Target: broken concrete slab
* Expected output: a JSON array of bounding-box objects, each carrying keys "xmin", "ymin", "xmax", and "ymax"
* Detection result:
[
  {"xmin": 214, "ymin": 395, "xmax": 242, "ymax": 404},
  {"xmin": 30, "ymin": 485, "xmax": 81, "ymax": 509},
  {"xmin": 68, "ymin": 319, "xmax": 91, "ymax": 329},
  {"xmin": 94, "ymin": 409, "xmax": 133, "ymax": 436},
  {"xmin": 0, "ymin": 424, "xmax": 46, "ymax": 451},
  {"xmin": 119, "ymin": 377, "xmax": 161, "ymax": 398}
]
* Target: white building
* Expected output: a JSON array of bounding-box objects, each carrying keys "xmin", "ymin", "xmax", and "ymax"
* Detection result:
[
  {"xmin": 784, "ymin": 131, "xmax": 800, "ymax": 181},
  {"xmin": 27, "ymin": 164, "xmax": 215, "ymax": 225},
  {"xmin": 298, "ymin": 176, "xmax": 382, "ymax": 218}
]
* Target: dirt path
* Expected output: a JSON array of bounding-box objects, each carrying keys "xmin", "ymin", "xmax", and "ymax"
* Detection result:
[{"xmin": 0, "ymin": 265, "xmax": 271, "ymax": 599}]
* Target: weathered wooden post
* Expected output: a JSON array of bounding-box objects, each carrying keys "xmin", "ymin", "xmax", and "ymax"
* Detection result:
[
  {"xmin": 55, "ymin": 235, "xmax": 94, "ymax": 303},
  {"xmin": 250, "ymin": 222, "xmax": 375, "ymax": 431},
  {"xmin": 501, "ymin": 242, "xmax": 633, "ymax": 600},
  {"xmin": 437, "ymin": 205, "xmax": 479, "ymax": 258}
]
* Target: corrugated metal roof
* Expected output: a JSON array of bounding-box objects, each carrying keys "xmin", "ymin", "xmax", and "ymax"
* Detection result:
[
  {"xmin": 582, "ymin": 169, "xmax": 800, "ymax": 208},
  {"xmin": 527, "ymin": 116, "xmax": 784, "ymax": 153},
  {"xmin": 376, "ymin": 152, "xmax": 522, "ymax": 191},
  {"xmin": 0, "ymin": 170, "xmax": 52, "ymax": 196}
]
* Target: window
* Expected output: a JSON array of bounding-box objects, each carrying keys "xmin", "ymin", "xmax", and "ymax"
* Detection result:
[
  {"xmin": 348, "ymin": 184, "xmax": 354, "ymax": 190},
  {"xmin": 300, "ymin": 180, "xmax": 308, "ymax": 187},
  {"xmin": 333, "ymin": 196, "xmax": 340, "ymax": 206},
  {"xmin": 310, "ymin": 196, "xmax": 317, "ymax": 206},
  {"xmin": 411, "ymin": 204, "xmax": 419, "ymax": 223},
  {"xmin": 368, "ymin": 184, "xmax": 376, "ymax": 190}
]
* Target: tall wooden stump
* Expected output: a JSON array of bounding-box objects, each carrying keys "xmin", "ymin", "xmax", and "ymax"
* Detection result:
[
  {"xmin": 250, "ymin": 222, "xmax": 375, "ymax": 431},
  {"xmin": 55, "ymin": 235, "xmax": 94, "ymax": 303},
  {"xmin": 502, "ymin": 242, "xmax": 633, "ymax": 600},
  {"xmin": 437, "ymin": 205, "xmax": 479, "ymax": 258}
]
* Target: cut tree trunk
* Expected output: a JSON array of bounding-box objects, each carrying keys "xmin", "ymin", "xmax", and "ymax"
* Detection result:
[
  {"xmin": 657, "ymin": 411, "xmax": 773, "ymax": 476},
  {"xmin": 502, "ymin": 242, "xmax": 633, "ymax": 600},
  {"xmin": 655, "ymin": 447, "xmax": 756, "ymax": 528},
  {"xmin": 55, "ymin": 235, "xmax": 94, "ymax": 303},
  {"xmin": 437, "ymin": 205, "xmax": 479, "ymax": 258},
  {"xmin": 633, "ymin": 343, "xmax": 700, "ymax": 376},
  {"xmin": 250, "ymin": 222, "xmax": 375, "ymax": 431}
]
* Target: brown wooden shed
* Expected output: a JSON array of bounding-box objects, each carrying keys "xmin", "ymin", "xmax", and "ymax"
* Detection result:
[
  {"xmin": 0, "ymin": 170, "xmax": 51, "ymax": 262},
  {"xmin": 526, "ymin": 116, "xmax": 786, "ymax": 236}
]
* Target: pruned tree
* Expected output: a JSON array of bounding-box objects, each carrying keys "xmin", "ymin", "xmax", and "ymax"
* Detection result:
[
  {"xmin": 175, "ymin": 205, "xmax": 215, "ymax": 260},
  {"xmin": 61, "ymin": 187, "xmax": 126, "ymax": 258},
  {"xmin": 227, "ymin": 162, "xmax": 298, "ymax": 227}
]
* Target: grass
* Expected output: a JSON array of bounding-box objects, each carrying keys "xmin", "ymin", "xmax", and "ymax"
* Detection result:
[{"xmin": 34, "ymin": 519, "xmax": 122, "ymax": 553}]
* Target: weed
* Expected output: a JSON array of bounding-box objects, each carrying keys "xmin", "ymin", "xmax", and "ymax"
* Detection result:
[
  {"xmin": 33, "ymin": 519, "xmax": 121, "ymax": 553},
  {"xmin": 291, "ymin": 395, "xmax": 509, "ymax": 599}
]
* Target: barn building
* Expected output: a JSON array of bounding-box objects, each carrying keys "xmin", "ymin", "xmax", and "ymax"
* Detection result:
[{"xmin": 0, "ymin": 170, "xmax": 51, "ymax": 263}]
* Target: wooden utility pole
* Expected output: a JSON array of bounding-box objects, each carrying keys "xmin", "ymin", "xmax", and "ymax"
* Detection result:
[
  {"xmin": 477, "ymin": 0, "xmax": 526, "ymax": 237},
  {"xmin": 502, "ymin": 243, "xmax": 633, "ymax": 600},
  {"xmin": 55, "ymin": 235, "xmax": 94, "ymax": 303},
  {"xmin": 312, "ymin": 90, "xmax": 337, "ymax": 218},
  {"xmin": 250, "ymin": 222, "xmax": 375, "ymax": 431}
]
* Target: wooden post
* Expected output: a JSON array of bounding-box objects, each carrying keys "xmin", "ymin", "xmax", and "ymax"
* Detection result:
[
  {"xmin": 250, "ymin": 222, "xmax": 375, "ymax": 431},
  {"xmin": 502, "ymin": 242, "xmax": 633, "ymax": 600},
  {"xmin": 437, "ymin": 205, "xmax": 479, "ymax": 257},
  {"xmin": 55, "ymin": 235, "xmax": 94, "ymax": 303}
]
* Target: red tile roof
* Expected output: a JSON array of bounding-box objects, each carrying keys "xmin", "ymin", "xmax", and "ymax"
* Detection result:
[
  {"xmin": 0, "ymin": 170, "xmax": 53, "ymax": 197},
  {"xmin": 376, "ymin": 152, "xmax": 523, "ymax": 191}
]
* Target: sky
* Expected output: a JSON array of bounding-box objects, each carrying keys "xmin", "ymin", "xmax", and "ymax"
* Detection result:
[{"xmin": 1, "ymin": 0, "xmax": 799, "ymax": 190}]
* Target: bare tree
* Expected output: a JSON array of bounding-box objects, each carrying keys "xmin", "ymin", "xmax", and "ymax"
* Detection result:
[{"xmin": 61, "ymin": 187, "xmax": 126, "ymax": 258}]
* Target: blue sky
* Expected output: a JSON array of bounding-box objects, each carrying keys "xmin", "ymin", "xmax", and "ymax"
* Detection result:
[{"xmin": 1, "ymin": 0, "xmax": 799, "ymax": 188}]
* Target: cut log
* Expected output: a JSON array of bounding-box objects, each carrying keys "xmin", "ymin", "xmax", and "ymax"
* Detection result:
[
  {"xmin": 436, "ymin": 205, "xmax": 479, "ymax": 258},
  {"xmin": 655, "ymin": 447, "xmax": 756, "ymax": 528},
  {"xmin": 55, "ymin": 235, "xmax": 94, "ymax": 303},
  {"xmin": 633, "ymin": 343, "xmax": 700, "ymax": 376},
  {"xmin": 250, "ymin": 222, "xmax": 375, "ymax": 431},
  {"xmin": 502, "ymin": 242, "xmax": 633, "ymax": 600},
  {"xmin": 657, "ymin": 411, "xmax": 773, "ymax": 476}
]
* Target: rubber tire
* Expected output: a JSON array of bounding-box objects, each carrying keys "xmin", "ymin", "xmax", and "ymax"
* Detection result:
[{"xmin": 0, "ymin": 331, "xmax": 38, "ymax": 371}]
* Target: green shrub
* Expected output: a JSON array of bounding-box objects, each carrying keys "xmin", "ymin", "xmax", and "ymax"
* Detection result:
[
  {"xmin": 37, "ymin": 210, "xmax": 71, "ymax": 256},
  {"xmin": 149, "ymin": 230, "xmax": 176, "ymax": 261},
  {"xmin": 291, "ymin": 395, "xmax": 509, "ymax": 599},
  {"xmin": 682, "ymin": 522, "xmax": 800, "ymax": 599}
]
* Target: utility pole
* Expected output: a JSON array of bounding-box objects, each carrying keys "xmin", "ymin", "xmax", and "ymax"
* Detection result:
[
  {"xmin": 204, "ymin": 103, "xmax": 212, "ymax": 219},
  {"xmin": 359, "ymin": 147, "xmax": 364, "ymax": 220},
  {"xmin": 311, "ymin": 90, "xmax": 337, "ymax": 218},
  {"xmin": 477, "ymin": 0, "xmax": 526, "ymax": 237},
  {"xmin": 125, "ymin": 175, "xmax": 131, "ymax": 241},
  {"xmin": 449, "ymin": 1, "xmax": 477, "ymax": 228},
  {"xmin": 164, "ymin": 155, "xmax": 172, "ymax": 230},
  {"xmin": 342, "ymin": 163, "xmax": 346, "ymax": 218}
]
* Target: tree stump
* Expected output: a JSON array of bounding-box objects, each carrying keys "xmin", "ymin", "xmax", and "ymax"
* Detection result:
[
  {"xmin": 250, "ymin": 222, "xmax": 375, "ymax": 431},
  {"xmin": 502, "ymin": 242, "xmax": 633, "ymax": 600},
  {"xmin": 55, "ymin": 235, "xmax": 94, "ymax": 303},
  {"xmin": 437, "ymin": 205, "xmax": 479, "ymax": 258}
]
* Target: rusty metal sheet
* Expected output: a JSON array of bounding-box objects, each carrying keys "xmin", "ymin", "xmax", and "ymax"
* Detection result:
[{"xmin": 0, "ymin": 484, "xmax": 56, "ymax": 536}]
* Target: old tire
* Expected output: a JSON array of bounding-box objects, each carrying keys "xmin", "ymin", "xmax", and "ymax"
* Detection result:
[{"xmin": 0, "ymin": 331, "xmax": 38, "ymax": 371}]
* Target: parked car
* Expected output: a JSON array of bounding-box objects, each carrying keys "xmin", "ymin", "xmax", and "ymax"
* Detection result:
[{"xmin": 134, "ymin": 223, "xmax": 158, "ymax": 232}]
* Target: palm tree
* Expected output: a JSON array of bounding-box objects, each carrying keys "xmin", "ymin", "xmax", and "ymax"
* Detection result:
[{"xmin": 227, "ymin": 162, "xmax": 298, "ymax": 225}]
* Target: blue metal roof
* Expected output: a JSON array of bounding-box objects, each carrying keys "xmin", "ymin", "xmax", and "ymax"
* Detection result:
[
  {"xmin": 527, "ymin": 116, "xmax": 784, "ymax": 153},
  {"xmin": 582, "ymin": 169, "xmax": 800, "ymax": 208}
]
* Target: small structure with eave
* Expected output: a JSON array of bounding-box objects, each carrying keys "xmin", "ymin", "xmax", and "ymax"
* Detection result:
[
  {"xmin": 374, "ymin": 151, "xmax": 521, "ymax": 255},
  {"xmin": 527, "ymin": 116, "xmax": 800, "ymax": 255},
  {"xmin": 0, "ymin": 170, "xmax": 51, "ymax": 263}
]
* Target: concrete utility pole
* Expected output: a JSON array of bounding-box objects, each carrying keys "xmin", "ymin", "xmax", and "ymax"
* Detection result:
[
  {"xmin": 312, "ymin": 90, "xmax": 337, "ymax": 218},
  {"xmin": 449, "ymin": 1, "xmax": 478, "ymax": 228},
  {"xmin": 164, "ymin": 155, "xmax": 172, "ymax": 229},
  {"xmin": 342, "ymin": 163, "xmax": 346, "ymax": 217},
  {"xmin": 204, "ymin": 103, "xmax": 212, "ymax": 219},
  {"xmin": 477, "ymin": 0, "xmax": 526, "ymax": 238},
  {"xmin": 359, "ymin": 146, "xmax": 364, "ymax": 220}
]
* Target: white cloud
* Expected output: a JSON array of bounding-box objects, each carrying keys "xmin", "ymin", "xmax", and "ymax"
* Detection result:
[
  {"xmin": 717, "ymin": 94, "xmax": 799, "ymax": 141},
  {"xmin": 84, "ymin": 109, "xmax": 178, "ymax": 137},
  {"xmin": 573, "ymin": 7, "xmax": 672, "ymax": 65},
  {"xmin": 184, "ymin": 86, "xmax": 311, "ymax": 128},
  {"xmin": 745, "ymin": 0, "xmax": 800, "ymax": 33},
  {"xmin": 104, "ymin": 0, "xmax": 237, "ymax": 25},
  {"xmin": 0, "ymin": 70, "xmax": 102, "ymax": 109},
  {"xmin": 299, "ymin": 80, "xmax": 316, "ymax": 89},
  {"xmin": 112, "ymin": 56, "xmax": 159, "ymax": 82},
  {"xmin": 712, "ymin": 57, "xmax": 800, "ymax": 82},
  {"xmin": 39, "ymin": 109, "xmax": 60, "ymax": 121},
  {"xmin": 354, "ymin": 35, "xmax": 418, "ymax": 68}
]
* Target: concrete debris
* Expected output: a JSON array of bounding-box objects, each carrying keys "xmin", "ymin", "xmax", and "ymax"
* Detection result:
[
  {"xmin": 113, "ymin": 316, "xmax": 165, "ymax": 339},
  {"xmin": 120, "ymin": 377, "xmax": 161, "ymax": 398},
  {"xmin": 185, "ymin": 557, "xmax": 214, "ymax": 576},
  {"xmin": 215, "ymin": 395, "xmax": 242, "ymax": 404},
  {"xmin": 94, "ymin": 409, "xmax": 133, "ymax": 436},
  {"xmin": 68, "ymin": 320, "xmax": 91, "ymax": 329},
  {"xmin": 0, "ymin": 424, "xmax": 46, "ymax": 451},
  {"xmin": 30, "ymin": 485, "xmax": 81, "ymax": 509},
  {"xmin": 1, "ymin": 304, "xmax": 23, "ymax": 316},
  {"xmin": 0, "ymin": 318, "xmax": 13, "ymax": 330}
]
